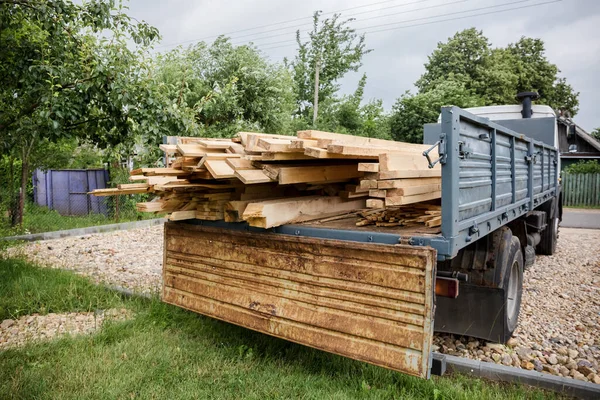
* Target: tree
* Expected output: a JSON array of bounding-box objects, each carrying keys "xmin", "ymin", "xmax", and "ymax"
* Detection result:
[
  {"xmin": 0, "ymin": 0, "xmax": 160, "ymax": 225},
  {"xmin": 592, "ymin": 128, "xmax": 600, "ymax": 141},
  {"xmin": 389, "ymin": 80, "xmax": 483, "ymax": 143},
  {"xmin": 154, "ymin": 38, "xmax": 295, "ymax": 141},
  {"xmin": 288, "ymin": 11, "xmax": 371, "ymax": 121},
  {"xmin": 414, "ymin": 28, "xmax": 579, "ymax": 115}
]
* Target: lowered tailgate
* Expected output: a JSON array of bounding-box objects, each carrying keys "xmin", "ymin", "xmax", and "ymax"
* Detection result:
[{"xmin": 162, "ymin": 222, "xmax": 437, "ymax": 378}]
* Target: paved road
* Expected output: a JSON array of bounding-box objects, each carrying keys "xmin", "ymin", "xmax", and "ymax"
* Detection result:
[{"xmin": 561, "ymin": 208, "xmax": 600, "ymax": 229}]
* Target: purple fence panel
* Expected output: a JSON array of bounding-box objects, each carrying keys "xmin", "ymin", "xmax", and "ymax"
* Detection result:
[{"xmin": 33, "ymin": 169, "xmax": 109, "ymax": 216}]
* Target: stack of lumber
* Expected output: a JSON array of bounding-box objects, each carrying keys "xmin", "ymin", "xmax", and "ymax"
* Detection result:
[{"xmin": 91, "ymin": 130, "xmax": 443, "ymax": 230}]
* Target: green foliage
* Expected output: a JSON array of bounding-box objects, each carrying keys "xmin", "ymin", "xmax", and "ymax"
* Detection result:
[
  {"xmin": 153, "ymin": 38, "xmax": 295, "ymax": 140},
  {"xmin": 311, "ymin": 74, "xmax": 391, "ymax": 139},
  {"xmin": 592, "ymin": 128, "xmax": 600, "ymax": 141},
  {"xmin": 390, "ymin": 81, "xmax": 483, "ymax": 143},
  {"xmin": 288, "ymin": 11, "xmax": 371, "ymax": 119},
  {"xmin": 414, "ymin": 28, "xmax": 579, "ymax": 115},
  {"xmin": 0, "ymin": 0, "xmax": 162, "ymax": 225},
  {"xmin": 0, "ymin": 260, "xmax": 561, "ymax": 399},
  {"xmin": 564, "ymin": 160, "xmax": 600, "ymax": 174}
]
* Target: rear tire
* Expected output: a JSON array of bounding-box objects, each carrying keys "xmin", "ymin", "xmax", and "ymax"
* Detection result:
[
  {"xmin": 537, "ymin": 216, "xmax": 558, "ymax": 255},
  {"xmin": 503, "ymin": 237, "xmax": 524, "ymax": 337}
]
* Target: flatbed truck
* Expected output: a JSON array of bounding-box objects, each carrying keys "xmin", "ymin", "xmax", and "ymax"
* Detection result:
[{"xmin": 162, "ymin": 94, "xmax": 561, "ymax": 379}]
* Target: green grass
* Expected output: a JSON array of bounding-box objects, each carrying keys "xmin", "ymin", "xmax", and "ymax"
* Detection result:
[
  {"xmin": 0, "ymin": 201, "xmax": 160, "ymax": 237},
  {"xmin": 0, "ymin": 258, "xmax": 564, "ymax": 400}
]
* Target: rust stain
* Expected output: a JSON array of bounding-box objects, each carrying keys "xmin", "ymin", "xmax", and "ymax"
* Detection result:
[{"xmin": 163, "ymin": 222, "xmax": 436, "ymax": 378}]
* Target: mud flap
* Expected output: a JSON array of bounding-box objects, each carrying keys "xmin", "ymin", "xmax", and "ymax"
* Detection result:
[
  {"xmin": 434, "ymin": 284, "xmax": 506, "ymax": 343},
  {"xmin": 162, "ymin": 222, "xmax": 437, "ymax": 379}
]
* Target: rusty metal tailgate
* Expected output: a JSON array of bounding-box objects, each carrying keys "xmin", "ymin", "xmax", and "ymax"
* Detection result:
[{"xmin": 162, "ymin": 222, "xmax": 437, "ymax": 378}]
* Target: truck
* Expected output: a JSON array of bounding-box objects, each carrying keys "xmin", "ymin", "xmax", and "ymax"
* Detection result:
[{"xmin": 162, "ymin": 92, "xmax": 561, "ymax": 379}]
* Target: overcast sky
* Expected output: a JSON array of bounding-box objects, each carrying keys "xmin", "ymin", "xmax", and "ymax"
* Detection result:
[{"xmin": 126, "ymin": 0, "xmax": 599, "ymax": 131}]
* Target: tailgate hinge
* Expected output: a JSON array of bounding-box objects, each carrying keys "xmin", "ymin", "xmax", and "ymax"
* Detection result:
[{"xmin": 423, "ymin": 133, "xmax": 446, "ymax": 169}]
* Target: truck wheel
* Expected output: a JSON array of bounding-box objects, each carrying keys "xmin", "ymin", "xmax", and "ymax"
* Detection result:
[
  {"xmin": 537, "ymin": 216, "xmax": 558, "ymax": 255},
  {"xmin": 504, "ymin": 236, "xmax": 524, "ymax": 336}
]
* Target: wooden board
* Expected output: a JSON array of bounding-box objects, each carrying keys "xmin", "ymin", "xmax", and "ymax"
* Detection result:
[
  {"xmin": 163, "ymin": 223, "xmax": 436, "ymax": 378},
  {"xmin": 358, "ymin": 163, "xmax": 379, "ymax": 172},
  {"xmin": 242, "ymin": 196, "xmax": 366, "ymax": 228},
  {"xmin": 234, "ymin": 169, "xmax": 274, "ymax": 184},
  {"xmin": 385, "ymin": 184, "xmax": 442, "ymax": 197},
  {"xmin": 131, "ymin": 168, "xmax": 191, "ymax": 177},
  {"xmin": 276, "ymin": 165, "xmax": 363, "ymax": 185},
  {"xmin": 289, "ymin": 139, "xmax": 320, "ymax": 149},
  {"xmin": 198, "ymin": 140, "xmax": 234, "ymax": 149},
  {"xmin": 169, "ymin": 210, "xmax": 197, "ymax": 221},
  {"xmin": 257, "ymin": 138, "xmax": 302, "ymax": 153},
  {"xmin": 327, "ymin": 145, "xmax": 423, "ymax": 158},
  {"xmin": 204, "ymin": 159, "xmax": 236, "ymax": 179},
  {"xmin": 304, "ymin": 147, "xmax": 378, "ymax": 160},
  {"xmin": 377, "ymin": 178, "xmax": 441, "ymax": 189},
  {"xmin": 377, "ymin": 169, "xmax": 441, "ymax": 180},
  {"xmin": 297, "ymin": 130, "xmax": 430, "ymax": 152},
  {"xmin": 384, "ymin": 191, "xmax": 441, "ymax": 206},
  {"xmin": 176, "ymin": 144, "xmax": 209, "ymax": 157},
  {"xmin": 379, "ymin": 153, "xmax": 439, "ymax": 172}
]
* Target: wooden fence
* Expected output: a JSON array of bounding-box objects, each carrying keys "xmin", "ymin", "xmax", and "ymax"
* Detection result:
[{"xmin": 562, "ymin": 173, "xmax": 600, "ymax": 207}]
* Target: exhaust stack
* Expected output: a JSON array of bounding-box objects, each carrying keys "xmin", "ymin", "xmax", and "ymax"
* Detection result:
[{"xmin": 516, "ymin": 91, "xmax": 540, "ymax": 119}]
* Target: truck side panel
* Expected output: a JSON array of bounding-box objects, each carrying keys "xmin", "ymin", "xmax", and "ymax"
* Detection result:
[
  {"xmin": 162, "ymin": 222, "xmax": 437, "ymax": 378},
  {"xmin": 438, "ymin": 107, "xmax": 558, "ymax": 258}
]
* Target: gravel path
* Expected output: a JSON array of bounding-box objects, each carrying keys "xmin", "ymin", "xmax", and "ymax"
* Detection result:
[
  {"xmin": 4, "ymin": 225, "xmax": 600, "ymax": 383},
  {"xmin": 0, "ymin": 308, "xmax": 133, "ymax": 349}
]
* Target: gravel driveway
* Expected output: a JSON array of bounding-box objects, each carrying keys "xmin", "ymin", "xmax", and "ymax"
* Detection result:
[{"xmin": 5, "ymin": 225, "xmax": 600, "ymax": 383}]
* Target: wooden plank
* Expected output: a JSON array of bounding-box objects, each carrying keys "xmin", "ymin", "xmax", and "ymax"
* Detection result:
[
  {"xmin": 257, "ymin": 138, "xmax": 302, "ymax": 153},
  {"xmin": 385, "ymin": 184, "xmax": 442, "ymax": 197},
  {"xmin": 169, "ymin": 210, "xmax": 197, "ymax": 221},
  {"xmin": 377, "ymin": 178, "xmax": 441, "ymax": 189},
  {"xmin": 91, "ymin": 187, "xmax": 152, "ymax": 196},
  {"xmin": 366, "ymin": 199, "xmax": 385, "ymax": 208},
  {"xmin": 159, "ymin": 144, "xmax": 178, "ymax": 154},
  {"xmin": 130, "ymin": 168, "xmax": 191, "ymax": 177},
  {"xmin": 384, "ymin": 191, "xmax": 441, "ymax": 206},
  {"xmin": 289, "ymin": 139, "xmax": 320, "ymax": 149},
  {"xmin": 358, "ymin": 163, "xmax": 379, "ymax": 172},
  {"xmin": 242, "ymin": 196, "xmax": 366, "ymax": 228},
  {"xmin": 359, "ymin": 179, "xmax": 379, "ymax": 190},
  {"xmin": 304, "ymin": 147, "xmax": 378, "ymax": 160},
  {"xmin": 298, "ymin": 130, "xmax": 430, "ymax": 151},
  {"xmin": 176, "ymin": 144, "xmax": 209, "ymax": 157},
  {"xmin": 259, "ymin": 152, "xmax": 315, "ymax": 161},
  {"xmin": 198, "ymin": 139, "xmax": 234, "ymax": 149},
  {"xmin": 238, "ymin": 132, "xmax": 293, "ymax": 147},
  {"xmin": 379, "ymin": 153, "xmax": 438, "ymax": 172},
  {"xmin": 368, "ymin": 189, "xmax": 387, "ymax": 198},
  {"xmin": 276, "ymin": 164, "xmax": 363, "ymax": 185},
  {"xmin": 234, "ymin": 169, "xmax": 274, "ymax": 184},
  {"xmin": 204, "ymin": 159, "xmax": 236, "ymax": 179},
  {"xmin": 424, "ymin": 216, "xmax": 442, "ymax": 227},
  {"xmin": 163, "ymin": 223, "xmax": 436, "ymax": 378},
  {"xmin": 377, "ymin": 169, "xmax": 441, "ymax": 180},
  {"xmin": 327, "ymin": 145, "xmax": 423, "ymax": 158},
  {"xmin": 226, "ymin": 157, "xmax": 254, "ymax": 170},
  {"xmin": 117, "ymin": 183, "xmax": 149, "ymax": 190}
]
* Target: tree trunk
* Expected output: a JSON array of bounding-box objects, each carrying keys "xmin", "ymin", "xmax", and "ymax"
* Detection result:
[
  {"xmin": 16, "ymin": 158, "xmax": 28, "ymax": 226},
  {"xmin": 8, "ymin": 155, "xmax": 18, "ymax": 226}
]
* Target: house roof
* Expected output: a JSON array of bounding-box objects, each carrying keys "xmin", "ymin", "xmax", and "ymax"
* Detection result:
[
  {"xmin": 558, "ymin": 116, "xmax": 600, "ymax": 152},
  {"xmin": 575, "ymin": 126, "xmax": 600, "ymax": 152}
]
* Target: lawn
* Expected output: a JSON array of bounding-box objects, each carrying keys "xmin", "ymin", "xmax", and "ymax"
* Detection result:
[
  {"xmin": 0, "ymin": 200, "xmax": 160, "ymax": 238},
  {"xmin": 0, "ymin": 257, "xmax": 563, "ymax": 400}
]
